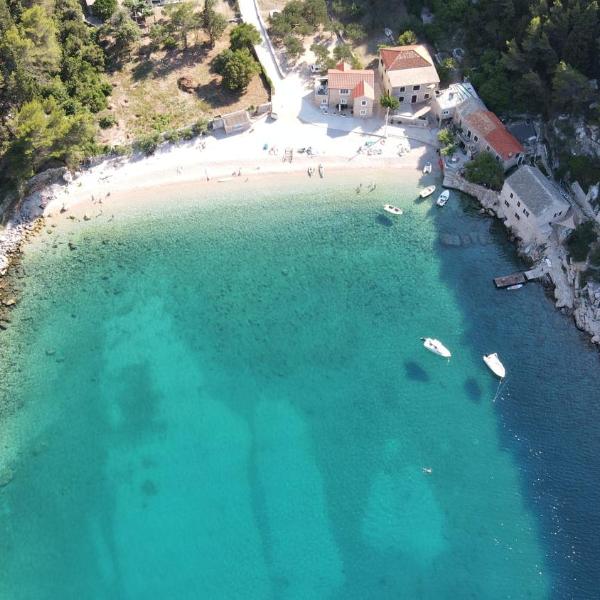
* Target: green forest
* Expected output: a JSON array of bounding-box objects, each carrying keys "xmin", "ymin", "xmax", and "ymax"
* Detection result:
[
  {"xmin": 340, "ymin": 0, "xmax": 600, "ymax": 117},
  {"xmin": 0, "ymin": 0, "xmax": 110, "ymax": 196}
]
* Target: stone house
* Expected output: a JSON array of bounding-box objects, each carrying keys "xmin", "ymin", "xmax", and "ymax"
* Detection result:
[
  {"xmin": 499, "ymin": 165, "xmax": 571, "ymax": 244},
  {"xmin": 457, "ymin": 109, "xmax": 524, "ymax": 171},
  {"xmin": 314, "ymin": 62, "xmax": 375, "ymax": 117},
  {"xmin": 431, "ymin": 82, "xmax": 481, "ymax": 124},
  {"xmin": 215, "ymin": 110, "xmax": 251, "ymax": 135},
  {"xmin": 378, "ymin": 45, "xmax": 439, "ymax": 106},
  {"xmin": 432, "ymin": 82, "xmax": 524, "ymax": 171}
]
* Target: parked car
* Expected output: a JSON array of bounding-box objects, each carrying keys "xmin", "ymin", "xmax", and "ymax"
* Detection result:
[{"xmin": 309, "ymin": 64, "xmax": 321, "ymax": 74}]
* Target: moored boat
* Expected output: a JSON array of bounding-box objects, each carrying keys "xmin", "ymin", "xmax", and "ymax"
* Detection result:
[
  {"xmin": 506, "ymin": 284, "xmax": 523, "ymax": 290},
  {"xmin": 419, "ymin": 185, "xmax": 436, "ymax": 198},
  {"xmin": 483, "ymin": 353, "xmax": 506, "ymax": 378},
  {"xmin": 318, "ymin": 163, "xmax": 324, "ymax": 178},
  {"xmin": 421, "ymin": 337, "xmax": 451, "ymax": 358},
  {"xmin": 307, "ymin": 166, "xmax": 315, "ymax": 177},
  {"xmin": 423, "ymin": 162, "xmax": 432, "ymax": 174},
  {"xmin": 436, "ymin": 190, "xmax": 450, "ymax": 207},
  {"xmin": 384, "ymin": 204, "xmax": 403, "ymax": 215}
]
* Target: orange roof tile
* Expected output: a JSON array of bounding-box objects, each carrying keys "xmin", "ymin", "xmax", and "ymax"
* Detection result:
[
  {"xmin": 351, "ymin": 80, "xmax": 374, "ymax": 100},
  {"xmin": 380, "ymin": 46, "xmax": 431, "ymax": 70},
  {"xmin": 327, "ymin": 67, "xmax": 374, "ymax": 91},
  {"xmin": 465, "ymin": 110, "xmax": 524, "ymax": 160}
]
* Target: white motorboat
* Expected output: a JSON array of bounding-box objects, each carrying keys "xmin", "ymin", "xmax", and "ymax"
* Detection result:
[
  {"xmin": 423, "ymin": 162, "xmax": 432, "ymax": 174},
  {"xmin": 421, "ymin": 337, "xmax": 451, "ymax": 359},
  {"xmin": 419, "ymin": 185, "xmax": 436, "ymax": 198},
  {"xmin": 506, "ymin": 284, "xmax": 523, "ymax": 290},
  {"xmin": 436, "ymin": 190, "xmax": 450, "ymax": 207},
  {"xmin": 384, "ymin": 204, "xmax": 403, "ymax": 215},
  {"xmin": 318, "ymin": 163, "xmax": 324, "ymax": 178},
  {"xmin": 483, "ymin": 353, "xmax": 506, "ymax": 378}
]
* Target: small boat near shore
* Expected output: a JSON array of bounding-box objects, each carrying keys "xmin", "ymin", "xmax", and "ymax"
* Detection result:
[
  {"xmin": 384, "ymin": 204, "xmax": 403, "ymax": 215},
  {"xmin": 423, "ymin": 162, "xmax": 432, "ymax": 174},
  {"xmin": 506, "ymin": 284, "xmax": 523, "ymax": 290},
  {"xmin": 483, "ymin": 353, "xmax": 506, "ymax": 378},
  {"xmin": 421, "ymin": 337, "xmax": 451, "ymax": 359},
  {"xmin": 419, "ymin": 185, "xmax": 436, "ymax": 198},
  {"xmin": 318, "ymin": 163, "xmax": 324, "ymax": 178},
  {"xmin": 436, "ymin": 190, "xmax": 450, "ymax": 207},
  {"xmin": 307, "ymin": 166, "xmax": 315, "ymax": 177}
]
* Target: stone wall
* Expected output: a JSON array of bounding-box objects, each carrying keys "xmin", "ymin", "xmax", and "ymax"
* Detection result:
[{"xmin": 442, "ymin": 171, "xmax": 499, "ymax": 210}]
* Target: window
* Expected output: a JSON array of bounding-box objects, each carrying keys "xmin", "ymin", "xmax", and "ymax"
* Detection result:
[
  {"xmin": 504, "ymin": 200, "xmax": 510, "ymax": 207},
  {"xmin": 517, "ymin": 200, "xmax": 521, "ymax": 207},
  {"xmin": 399, "ymin": 86, "xmax": 405, "ymax": 92},
  {"xmin": 359, "ymin": 109, "xmax": 366, "ymax": 116},
  {"xmin": 473, "ymin": 135, "xmax": 479, "ymax": 142},
  {"xmin": 360, "ymin": 100, "xmax": 367, "ymax": 106},
  {"xmin": 486, "ymin": 145, "xmax": 490, "ymax": 151},
  {"xmin": 340, "ymin": 98, "xmax": 347, "ymax": 105},
  {"xmin": 321, "ymin": 98, "xmax": 327, "ymax": 105},
  {"xmin": 496, "ymin": 155, "xmax": 500, "ymax": 161},
  {"xmin": 340, "ymin": 89, "xmax": 349, "ymax": 95},
  {"xmin": 399, "ymin": 96, "xmax": 404, "ymax": 102},
  {"xmin": 514, "ymin": 213, "xmax": 520, "ymax": 220},
  {"xmin": 411, "ymin": 95, "xmax": 417, "ymax": 103},
  {"xmin": 424, "ymin": 93, "xmax": 430, "ymax": 99},
  {"xmin": 523, "ymin": 209, "xmax": 529, "ymax": 217},
  {"xmin": 413, "ymin": 85, "xmax": 421, "ymax": 90},
  {"xmin": 510, "ymin": 192, "xmax": 513, "ymax": 198}
]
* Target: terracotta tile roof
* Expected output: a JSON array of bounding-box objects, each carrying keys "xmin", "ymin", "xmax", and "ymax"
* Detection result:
[
  {"xmin": 327, "ymin": 67, "xmax": 374, "ymax": 91},
  {"xmin": 351, "ymin": 80, "xmax": 374, "ymax": 100},
  {"xmin": 380, "ymin": 46, "xmax": 432, "ymax": 70},
  {"xmin": 379, "ymin": 45, "xmax": 439, "ymax": 88},
  {"xmin": 465, "ymin": 110, "xmax": 524, "ymax": 160}
]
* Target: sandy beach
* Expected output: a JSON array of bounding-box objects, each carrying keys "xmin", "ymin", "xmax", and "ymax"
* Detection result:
[{"xmin": 45, "ymin": 117, "xmax": 434, "ymax": 214}]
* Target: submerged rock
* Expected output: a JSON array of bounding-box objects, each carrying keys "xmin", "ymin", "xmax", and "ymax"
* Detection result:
[
  {"xmin": 439, "ymin": 233, "xmax": 461, "ymax": 247},
  {"xmin": 0, "ymin": 466, "xmax": 14, "ymax": 487}
]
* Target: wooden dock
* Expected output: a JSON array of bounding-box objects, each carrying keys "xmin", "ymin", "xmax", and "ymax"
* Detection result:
[{"xmin": 493, "ymin": 272, "xmax": 527, "ymax": 288}]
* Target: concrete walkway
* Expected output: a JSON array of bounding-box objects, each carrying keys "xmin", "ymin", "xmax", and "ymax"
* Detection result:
[{"xmin": 237, "ymin": 0, "xmax": 284, "ymax": 87}]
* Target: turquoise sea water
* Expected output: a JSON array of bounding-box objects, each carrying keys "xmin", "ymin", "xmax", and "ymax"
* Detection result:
[{"xmin": 1, "ymin": 173, "xmax": 599, "ymax": 599}]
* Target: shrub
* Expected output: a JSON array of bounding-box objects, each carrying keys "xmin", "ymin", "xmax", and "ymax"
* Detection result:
[
  {"xmin": 180, "ymin": 127, "xmax": 195, "ymax": 140},
  {"xmin": 98, "ymin": 114, "xmax": 117, "ymax": 129},
  {"xmin": 164, "ymin": 129, "xmax": 183, "ymax": 143},
  {"xmin": 92, "ymin": 0, "xmax": 117, "ymax": 21},
  {"xmin": 284, "ymin": 34, "xmax": 304, "ymax": 60},
  {"xmin": 464, "ymin": 152, "xmax": 505, "ymax": 190},
  {"xmin": 229, "ymin": 23, "xmax": 261, "ymax": 50},
  {"xmin": 214, "ymin": 48, "xmax": 260, "ymax": 91},
  {"xmin": 344, "ymin": 23, "xmax": 366, "ymax": 42},
  {"xmin": 134, "ymin": 132, "xmax": 161, "ymax": 155},
  {"xmin": 192, "ymin": 117, "xmax": 209, "ymax": 135},
  {"xmin": 397, "ymin": 30, "xmax": 417, "ymax": 45},
  {"xmin": 111, "ymin": 144, "xmax": 132, "ymax": 156},
  {"xmin": 566, "ymin": 221, "xmax": 598, "ymax": 262}
]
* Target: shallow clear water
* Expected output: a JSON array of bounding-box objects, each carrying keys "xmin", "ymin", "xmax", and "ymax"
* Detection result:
[{"xmin": 1, "ymin": 174, "xmax": 599, "ymax": 599}]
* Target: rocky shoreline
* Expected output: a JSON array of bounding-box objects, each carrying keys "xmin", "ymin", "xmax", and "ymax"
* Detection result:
[
  {"xmin": 443, "ymin": 171, "xmax": 600, "ymax": 346},
  {"xmin": 0, "ymin": 169, "xmax": 69, "ymax": 332}
]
